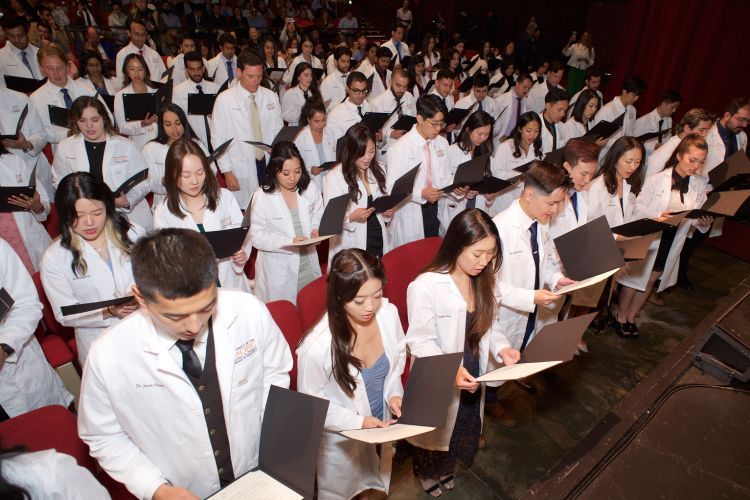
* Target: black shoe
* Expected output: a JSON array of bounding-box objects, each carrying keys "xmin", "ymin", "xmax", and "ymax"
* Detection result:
[
  {"xmin": 612, "ymin": 320, "xmax": 631, "ymax": 338},
  {"xmin": 677, "ymin": 276, "xmax": 694, "ymax": 291},
  {"xmin": 627, "ymin": 322, "xmax": 640, "ymax": 338}
]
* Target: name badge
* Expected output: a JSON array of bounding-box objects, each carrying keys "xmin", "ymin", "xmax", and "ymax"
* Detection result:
[
  {"xmin": 436, "ymin": 149, "xmax": 445, "ymax": 158},
  {"xmin": 11, "ymin": 105, "xmax": 20, "ymax": 113},
  {"xmin": 16, "ymin": 174, "xmax": 23, "ymax": 183},
  {"xmin": 234, "ymin": 339, "xmax": 257, "ymax": 364},
  {"xmin": 220, "ymin": 216, "xmax": 232, "ymax": 228},
  {"xmin": 113, "ymin": 155, "xmax": 128, "ymax": 163},
  {"xmin": 266, "ymin": 103, "xmax": 275, "ymax": 110}
]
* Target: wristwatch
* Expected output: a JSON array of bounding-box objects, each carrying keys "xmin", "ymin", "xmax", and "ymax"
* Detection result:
[{"xmin": 0, "ymin": 343, "xmax": 14, "ymax": 356}]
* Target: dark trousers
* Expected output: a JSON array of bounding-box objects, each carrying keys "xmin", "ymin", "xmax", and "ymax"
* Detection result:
[
  {"xmin": 256, "ymin": 157, "xmax": 268, "ymax": 185},
  {"xmin": 422, "ymin": 202, "xmax": 439, "ymax": 238},
  {"xmin": 679, "ymin": 224, "xmax": 709, "ymax": 279}
]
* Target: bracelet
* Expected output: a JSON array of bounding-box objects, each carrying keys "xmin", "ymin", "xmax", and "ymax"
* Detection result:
[{"xmin": 106, "ymin": 305, "xmax": 114, "ymax": 317}]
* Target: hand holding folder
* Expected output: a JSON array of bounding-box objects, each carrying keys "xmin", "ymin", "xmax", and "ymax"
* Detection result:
[
  {"xmin": 441, "ymin": 155, "xmax": 488, "ymax": 192},
  {"xmin": 369, "ymin": 165, "xmax": 420, "ymax": 213},
  {"xmin": 202, "ymin": 226, "xmax": 250, "ymax": 259}
]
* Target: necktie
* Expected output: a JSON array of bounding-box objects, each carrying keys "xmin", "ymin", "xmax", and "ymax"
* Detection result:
[
  {"xmin": 395, "ymin": 41, "xmax": 402, "ymax": 60},
  {"xmin": 225, "ymin": 60, "xmax": 233, "ymax": 82},
  {"xmin": 570, "ymin": 191, "xmax": 579, "ymax": 220},
  {"xmin": 357, "ymin": 105, "xmax": 363, "ymax": 118},
  {"xmin": 423, "ymin": 141, "xmax": 433, "ymax": 188},
  {"xmin": 303, "ymin": 89, "xmax": 309, "ymax": 100},
  {"xmin": 196, "ymin": 84, "xmax": 213, "ymax": 153},
  {"xmin": 20, "ymin": 50, "xmax": 34, "ymax": 78},
  {"xmin": 248, "ymin": 94, "xmax": 264, "ymax": 161},
  {"xmin": 175, "ymin": 339, "xmax": 203, "ymax": 384},
  {"xmin": 478, "ymin": 100, "xmax": 483, "ymax": 112},
  {"xmin": 672, "ymin": 171, "xmax": 689, "ymax": 204},
  {"xmin": 521, "ymin": 221, "xmax": 540, "ymax": 351},
  {"xmin": 515, "ymin": 97, "xmax": 522, "ymax": 126},
  {"xmin": 657, "ymin": 118, "xmax": 664, "ymax": 143},
  {"xmin": 138, "ymin": 49, "xmax": 143, "ymax": 57},
  {"xmin": 545, "ymin": 118, "xmax": 556, "ymax": 150},
  {"xmin": 395, "ymin": 96, "xmax": 403, "ymax": 118},
  {"xmin": 60, "ymin": 88, "xmax": 73, "ymax": 109}
]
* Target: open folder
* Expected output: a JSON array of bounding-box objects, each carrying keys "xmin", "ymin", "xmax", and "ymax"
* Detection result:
[
  {"xmin": 0, "ymin": 104, "xmax": 28, "ymax": 141},
  {"xmin": 611, "ymin": 218, "xmax": 671, "ymax": 238},
  {"xmin": 209, "ymin": 386, "xmax": 329, "ymax": 500},
  {"xmin": 583, "ymin": 112, "xmax": 625, "ymax": 141},
  {"xmin": 0, "ymin": 288, "xmax": 14, "ymax": 322},
  {"xmin": 48, "ymin": 105, "xmax": 69, "ymax": 128},
  {"xmin": 4, "ymin": 75, "xmax": 46, "ymax": 94},
  {"xmin": 359, "ymin": 112, "xmax": 392, "ymax": 134},
  {"xmin": 187, "ymin": 92, "xmax": 218, "ymax": 115},
  {"xmin": 441, "ymin": 155, "xmax": 488, "ymax": 192},
  {"xmin": 341, "ymin": 352, "xmax": 464, "ymax": 444},
  {"xmin": 0, "ymin": 185, "xmax": 35, "ymax": 212},
  {"xmin": 391, "ymin": 114, "xmax": 417, "ymax": 131},
  {"xmin": 113, "ymin": 169, "xmax": 148, "ymax": 195},
  {"xmin": 476, "ymin": 313, "xmax": 597, "ymax": 382},
  {"xmin": 122, "ymin": 81, "xmax": 173, "ymax": 121},
  {"xmin": 244, "ymin": 126, "xmax": 304, "ymax": 154},
  {"xmin": 543, "ymin": 146, "xmax": 565, "ymax": 167},
  {"xmin": 444, "ymin": 107, "xmax": 472, "ymax": 127},
  {"xmin": 617, "ymin": 233, "xmax": 660, "ymax": 260},
  {"xmin": 708, "ymin": 151, "xmax": 750, "ymax": 192},
  {"xmin": 682, "ymin": 189, "xmax": 750, "ymax": 218},
  {"xmin": 369, "ymin": 165, "xmax": 419, "ymax": 213},
  {"xmin": 284, "ymin": 234, "xmax": 334, "ymax": 247},
  {"xmin": 60, "ymin": 296, "xmax": 135, "ymax": 316},
  {"xmin": 319, "ymin": 193, "xmax": 351, "ymax": 235},
  {"xmin": 202, "ymin": 226, "xmax": 250, "ymax": 259},
  {"xmin": 553, "ymin": 216, "xmax": 624, "ymax": 281}
]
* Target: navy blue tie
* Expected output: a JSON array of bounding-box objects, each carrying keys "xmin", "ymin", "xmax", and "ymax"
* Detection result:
[
  {"xmin": 225, "ymin": 60, "xmax": 233, "ymax": 83},
  {"xmin": 60, "ymin": 88, "xmax": 73, "ymax": 109},
  {"xmin": 570, "ymin": 191, "xmax": 579, "ymax": 221},
  {"xmin": 520, "ymin": 221, "xmax": 540, "ymax": 351},
  {"xmin": 20, "ymin": 50, "xmax": 34, "ymax": 78}
]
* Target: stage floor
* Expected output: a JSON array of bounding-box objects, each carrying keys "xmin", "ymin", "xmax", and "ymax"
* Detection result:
[{"xmin": 387, "ymin": 245, "xmax": 750, "ymax": 499}]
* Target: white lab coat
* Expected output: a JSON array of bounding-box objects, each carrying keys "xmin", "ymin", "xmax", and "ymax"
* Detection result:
[
  {"xmin": 617, "ymin": 168, "xmax": 710, "ymax": 292},
  {"xmin": 52, "ymin": 133, "xmax": 153, "ymax": 230},
  {"xmin": 29, "ymin": 78, "xmax": 100, "ymax": 148},
  {"xmin": 592, "ymin": 96, "xmax": 637, "ymax": 159},
  {"xmin": 704, "ymin": 121, "xmax": 748, "ymax": 175},
  {"xmin": 114, "ymin": 83, "xmax": 159, "ymax": 151},
  {"xmin": 560, "ymin": 118, "xmax": 588, "ymax": 142},
  {"xmin": 540, "ymin": 119, "xmax": 568, "ymax": 154},
  {"xmin": 322, "ymin": 164, "xmax": 391, "ymax": 267},
  {"xmin": 282, "ymin": 54, "xmax": 324, "ymax": 86},
  {"xmin": 171, "ymin": 78, "xmax": 220, "ymax": 149},
  {"xmin": 385, "ymin": 127, "xmax": 450, "ymax": 247},
  {"xmin": 0, "ymin": 43, "xmax": 41, "ymax": 85},
  {"xmin": 0, "ymin": 152, "xmax": 52, "ymax": 271},
  {"xmin": 294, "ymin": 125, "xmax": 337, "ymax": 191},
  {"xmin": 527, "ymin": 81, "xmax": 565, "ymax": 115},
  {"xmin": 492, "ymin": 89, "xmax": 531, "ymax": 142},
  {"xmin": 562, "ymin": 43, "xmax": 595, "ymax": 70},
  {"xmin": 381, "ymin": 38, "xmax": 411, "ymax": 66},
  {"xmin": 141, "ymin": 139, "xmax": 210, "ymax": 209},
  {"xmin": 0, "ymin": 239, "xmax": 73, "ymax": 418},
  {"xmin": 644, "ymin": 134, "xmax": 680, "ymax": 179},
  {"xmin": 585, "ymin": 174, "xmax": 636, "ymax": 228},
  {"xmin": 296, "ymin": 300, "xmax": 406, "ymax": 499},
  {"xmin": 281, "ymin": 85, "xmax": 311, "ymax": 125},
  {"xmin": 367, "ymin": 69, "xmax": 392, "ymax": 104},
  {"xmin": 369, "ymin": 88, "xmax": 416, "ymax": 166},
  {"xmin": 489, "ymin": 139, "xmax": 540, "ymax": 216},
  {"xmin": 40, "ymin": 225, "xmax": 141, "ymax": 365},
  {"xmin": 492, "ymin": 200, "xmax": 564, "ymax": 350},
  {"xmin": 326, "ymin": 98, "xmax": 372, "ymax": 141},
  {"xmin": 80, "ymin": 75, "xmax": 122, "ymax": 96},
  {"xmin": 250, "ymin": 184, "xmax": 323, "ymax": 303},
  {"xmin": 115, "ymin": 42, "xmax": 166, "ymax": 86},
  {"xmin": 549, "ymin": 190, "xmax": 589, "ymax": 241},
  {"xmin": 206, "ymin": 53, "xmax": 238, "ymax": 86},
  {"xmin": 320, "ymin": 69, "xmax": 348, "ymax": 110},
  {"xmin": 405, "ymin": 272, "xmax": 511, "ymax": 449},
  {"xmin": 634, "ymin": 108, "xmax": 672, "ymax": 155},
  {"xmin": 153, "ymin": 189, "xmax": 251, "ymax": 292},
  {"xmin": 78, "ymin": 289, "xmax": 293, "ymax": 500},
  {"xmin": 438, "ymin": 144, "xmax": 491, "ymax": 231},
  {"xmin": 211, "ymin": 85, "xmax": 283, "ymax": 208},
  {"xmin": 1, "ymin": 450, "xmax": 109, "ymax": 499},
  {"xmin": 167, "ymin": 53, "xmax": 209, "ymax": 86}
]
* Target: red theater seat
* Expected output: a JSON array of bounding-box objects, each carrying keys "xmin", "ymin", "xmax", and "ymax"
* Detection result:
[{"xmin": 266, "ymin": 300, "xmax": 304, "ymax": 390}]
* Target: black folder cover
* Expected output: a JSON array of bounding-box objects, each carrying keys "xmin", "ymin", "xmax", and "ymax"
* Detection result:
[
  {"xmin": 202, "ymin": 226, "xmax": 250, "ymax": 259},
  {"xmin": 399, "ymin": 352, "xmax": 464, "ymax": 427},
  {"xmin": 319, "ymin": 193, "xmax": 351, "ymax": 235},
  {"xmin": 61, "ymin": 296, "xmax": 134, "ymax": 316},
  {"xmin": 553, "ymin": 215, "xmax": 624, "ymax": 281}
]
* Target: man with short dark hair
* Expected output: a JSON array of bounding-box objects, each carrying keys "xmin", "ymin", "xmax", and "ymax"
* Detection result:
[
  {"xmin": 634, "ymin": 89, "xmax": 682, "ymax": 152},
  {"xmin": 528, "ymin": 60, "xmax": 566, "ymax": 114},
  {"xmin": 172, "ymin": 51, "xmax": 219, "ymax": 148},
  {"xmin": 115, "ymin": 19, "xmax": 166, "ymax": 84},
  {"xmin": 206, "ymin": 33, "xmax": 237, "ymax": 86},
  {"xmin": 367, "ymin": 46, "xmax": 393, "ymax": 102},
  {"xmin": 540, "ymin": 87, "xmax": 570, "ymax": 153},
  {"xmin": 325, "ymin": 71, "xmax": 373, "ymax": 140},
  {"xmin": 593, "ymin": 75, "xmax": 647, "ymax": 158},
  {"xmin": 320, "ymin": 47, "xmax": 351, "ymax": 110},
  {"xmin": 455, "ymin": 72, "xmax": 499, "ymax": 137},
  {"xmin": 370, "ymin": 67, "xmax": 416, "ymax": 165},
  {"xmin": 567, "ymin": 67, "xmax": 603, "ymax": 117},
  {"xmin": 494, "ymin": 73, "xmax": 534, "ymax": 143},
  {"xmin": 381, "ymin": 21, "xmax": 410, "ymax": 66},
  {"xmin": 78, "ymin": 228, "xmax": 292, "ymax": 500},
  {"xmin": 704, "ymin": 96, "xmax": 748, "ymax": 172},
  {"xmin": 167, "ymin": 35, "xmax": 208, "ymax": 86},
  {"xmin": 211, "ymin": 50, "xmax": 283, "ymax": 206},
  {"xmin": 0, "ymin": 17, "xmax": 41, "ymax": 86}
]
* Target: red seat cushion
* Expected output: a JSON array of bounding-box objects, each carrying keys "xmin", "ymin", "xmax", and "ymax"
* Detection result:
[
  {"xmin": 39, "ymin": 334, "xmax": 75, "ymax": 368},
  {"xmin": 266, "ymin": 300, "xmax": 303, "ymax": 390},
  {"xmin": 296, "ymin": 274, "xmax": 328, "ymax": 333}
]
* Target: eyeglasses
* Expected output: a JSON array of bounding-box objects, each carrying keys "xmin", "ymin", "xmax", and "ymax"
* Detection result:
[
  {"xmin": 349, "ymin": 87, "xmax": 369, "ymax": 95},
  {"xmin": 426, "ymin": 118, "xmax": 446, "ymax": 129},
  {"xmin": 732, "ymin": 114, "xmax": 749, "ymax": 124}
]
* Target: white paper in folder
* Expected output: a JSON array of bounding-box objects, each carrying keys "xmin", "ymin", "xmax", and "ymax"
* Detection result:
[{"xmin": 209, "ymin": 470, "xmax": 302, "ymax": 500}]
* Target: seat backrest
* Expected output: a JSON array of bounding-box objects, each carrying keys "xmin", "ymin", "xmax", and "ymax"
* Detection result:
[
  {"xmin": 296, "ymin": 274, "xmax": 328, "ymax": 333},
  {"xmin": 266, "ymin": 300, "xmax": 303, "ymax": 390},
  {"xmin": 382, "ymin": 237, "xmax": 443, "ymax": 331},
  {"xmin": 32, "ymin": 271, "xmax": 75, "ymax": 341},
  {"xmin": 43, "ymin": 203, "xmax": 60, "ymax": 239}
]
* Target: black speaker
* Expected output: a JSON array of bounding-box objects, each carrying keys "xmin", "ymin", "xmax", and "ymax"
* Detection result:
[{"xmin": 692, "ymin": 324, "xmax": 750, "ymax": 383}]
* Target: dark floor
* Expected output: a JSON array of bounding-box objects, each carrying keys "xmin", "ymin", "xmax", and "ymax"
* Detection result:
[{"xmin": 387, "ymin": 245, "xmax": 750, "ymax": 499}]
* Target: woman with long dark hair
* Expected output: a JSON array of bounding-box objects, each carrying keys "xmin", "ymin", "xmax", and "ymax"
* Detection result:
[
  {"xmin": 281, "ymin": 61, "xmax": 322, "ymax": 125},
  {"xmin": 420, "ymin": 34, "xmax": 440, "ymax": 81},
  {"xmin": 490, "ymin": 111, "xmax": 543, "ymax": 215},
  {"xmin": 406, "ymin": 208, "xmax": 519, "ymax": 496},
  {"xmin": 114, "ymin": 53, "xmax": 159, "ymax": 150},
  {"xmin": 293, "ymin": 99, "xmax": 337, "ymax": 190},
  {"xmin": 53, "ymin": 96, "xmax": 153, "ymax": 229},
  {"xmin": 297, "ymin": 248, "xmax": 406, "ymax": 499},
  {"xmin": 406, "ymin": 54, "xmax": 427, "ymax": 98},
  {"xmin": 322, "ymin": 124, "xmax": 392, "ymax": 265},
  {"xmin": 440, "ymin": 110, "xmax": 494, "ymax": 229},
  {"xmin": 143, "ymin": 103, "xmax": 204, "ymax": 208},
  {"xmin": 153, "ymin": 139, "xmax": 250, "ymax": 292},
  {"xmin": 561, "ymin": 88, "xmax": 603, "ymax": 141},
  {"xmin": 282, "ymin": 36, "xmax": 324, "ymax": 87},
  {"xmin": 250, "ymin": 141, "xmax": 323, "ymax": 303},
  {"xmin": 78, "ymin": 50, "xmax": 121, "ymax": 96},
  {"xmin": 40, "ymin": 172, "xmax": 140, "ymax": 364}
]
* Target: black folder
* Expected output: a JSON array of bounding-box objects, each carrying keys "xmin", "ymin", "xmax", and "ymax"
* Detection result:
[
  {"xmin": 0, "ymin": 186, "xmax": 35, "ymax": 212},
  {"xmin": 244, "ymin": 126, "xmax": 303, "ymax": 153},
  {"xmin": 208, "ymin": 138, "xmax": 233, "ymax": 164},
  {"xmin": 584, "ymin": 112, "xmax": 625, "ymax": 141},
  {"xmin": 311, "ymin": 67, "xmax": 325, "ymax": 81},
  {"xmin": 399, "ymin": 55, "xmax": 412, "ymax": 69},
  {"xmin": 366, "ymin": 73, "xmax": 374, "ymax": 92},
  {"xmin": 457, "ymin": 75, "xmax": 474, "ymax": 93},
  {"xmin": 391, "ymin": 114, "xmax": 417, "ymax": 131},
  {"xmin": 60, "ymin": 296, "xmax": 135, "ymax": 316},
  {"xmin": 370, "ymin": 165, "xmax": 419, "ymax": 213},
  {"xmin": 513, "ymin": 160, "xmax": 535, "ymax": 174},
  {"xmin": 636, "ymin": 130, "xmax": 661, "ymax": 143},
  {"xmin": 4, "ymin": 75, "xmax": 46, "ymax": 94},
  {"xmin": 0, "ymin": 104, "xmax": 28, "ymax": 141},
  {"xmin": 48, "ymin": 105, "xmax": 69, "ymax": 128},
  {"xmin": 202, "ymin": 226, "xmax": 250, "ymax": 259},
  {"xmin": 0, "ymin": 288, "xmax": 14, "ymax": 322},
  {"xmin": 100, "ymin": 94, "xmax": 115, "ymax": 113},
  {"xmin": 473, "ymin": 176, "xmax": 514, "ymax": 195},
  {"xmin": 187, "ymin": 92, "xmax": 217, "ymax": 116},
  {"xmin": 553, "ymin": 215, "xmax": 625, "ymax": 281},
  {"xmin": 161, "ymin": 65, "xmax": 175, "ymax": 80},
  {"xmin": 399, "ymin": 352, "xmax": 464, "ymax": 427},
  {"xmin": 611, "ymin": 218, "xmax": 671, "ymax": 238},
  {"xmin": 521, "ymin": 313, "xmax": 597, "ymax": 363},
  {"xmin": 444, "ymin": 107, "xmax": 471, "ymax": 127},
  {"xmin": 360, "ymin": 112, "xmax": 391, "ymax": 134},
  {"xmin": 122, "ymin": 81, "xmax": 173, "ymax": 121},
  {"xmin": 487, "ymin": 58, "xmax": 502, "ymax": 73},
  {"xmin": 209, "ymin": 386, "xmax": 329, "ymax": 499},
  {"xmin": 708, "ymin": 151, "xmax": 750, "ymax": 192},
  {"xmin": 319, "ymin": 193, "xmax": 351, "ymax": 235},
  {"xmin": 543, "ymin": 146, "xmax": 566, "ymax": 166},
  {"xmin": 319, "ymin": 161, "xmax": 337, "ymax": 171},
  {"xmin": 442, "ymin": 154, "xmax": 489, "ymax": 192},
  {"xmin": 424, "ymin": 80, "xmax": 436, "ymax": 93},
  {"xmin": 682, "ymin": 189, "xmax": 750, "ymax": 218},
  {"xmin": 113, "ymin": 169, "xmax": 148, "ymax": 195}
]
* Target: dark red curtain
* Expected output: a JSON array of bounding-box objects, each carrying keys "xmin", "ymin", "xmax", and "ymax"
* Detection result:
[{"xmin": 607, "ymin": 0, "xmax": 750, "ymax": 120}]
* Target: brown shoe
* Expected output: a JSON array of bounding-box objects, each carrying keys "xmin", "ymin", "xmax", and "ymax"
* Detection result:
[{"xmin": 485, "ymin": 402, "xmax": 517, "ymax": 427}]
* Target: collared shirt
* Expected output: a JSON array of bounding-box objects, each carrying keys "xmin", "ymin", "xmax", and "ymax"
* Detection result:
[
  {"xmin": 157, "ymin": 324, "xmax": 210, "ymax": 369},
  {"xmin": 8, "ymin": 43, "xmax": 39, "ymax": 79},
  {"xmin": 716, "ymin": 121, "xmax": 738, "ymax": 157}
]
